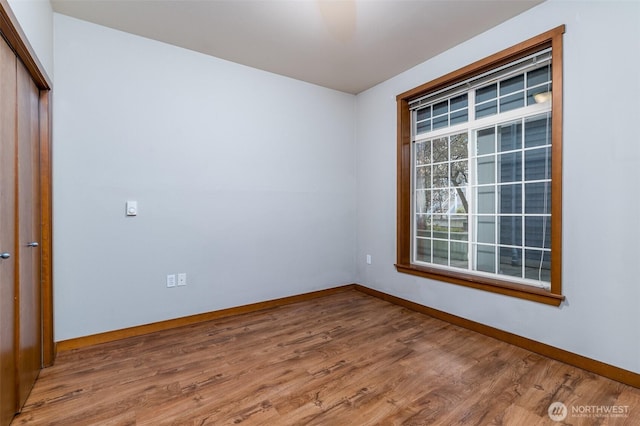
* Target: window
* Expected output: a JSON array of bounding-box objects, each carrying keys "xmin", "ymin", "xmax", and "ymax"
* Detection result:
[{"xmin": 396, "ymin": 26, "xmax": 565, "ymax": 306}]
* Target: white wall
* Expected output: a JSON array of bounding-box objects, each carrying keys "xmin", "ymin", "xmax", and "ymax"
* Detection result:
[
  {"xmin": 53, "ymin": 14, "xmax": 357, "ymax": 341},
  {"xmin": 7, "ymin": 0, "xmax": 53, "ymax": 80},
  {"xmin": 356, "ymin": 0, "xmax": 640, "ymax": 373}
]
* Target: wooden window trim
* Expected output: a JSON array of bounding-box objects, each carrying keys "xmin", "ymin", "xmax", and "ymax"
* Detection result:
[{"xmin": 396, "ymin": 26, "xmax": 565, "ymax": 306}]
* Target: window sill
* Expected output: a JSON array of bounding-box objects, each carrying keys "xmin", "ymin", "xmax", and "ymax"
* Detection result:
[{"xmin": 395, "ymin": 263, "xmax": 565, "ymax": 306}]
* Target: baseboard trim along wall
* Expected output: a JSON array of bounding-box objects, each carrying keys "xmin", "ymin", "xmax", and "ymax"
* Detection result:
[
  {"xmin": 56, "ymin": 286, "xmax": 353, "ymax": 351},
  {"xmin": 56, "ymin": 283, "xmax": 640, "ymax": 389}
]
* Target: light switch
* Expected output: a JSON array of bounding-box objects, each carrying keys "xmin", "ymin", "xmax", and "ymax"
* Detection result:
[{"xmin": 126, "ymin": 201, "xmax": 138, "ymax": 216}]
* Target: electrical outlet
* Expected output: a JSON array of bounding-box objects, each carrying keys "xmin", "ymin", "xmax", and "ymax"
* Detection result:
[
  {"xmin": 177, "ymin": 273, "xmax": 187, "ymax": 286},
  {"xmin": 166, "ymin": 274, "xmax": 176, "ymax": 288}
]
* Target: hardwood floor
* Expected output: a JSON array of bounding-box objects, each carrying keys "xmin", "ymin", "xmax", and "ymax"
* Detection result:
[{"xmin": 11, "ymin": 290, "xmax": 640, "ymax": 425}]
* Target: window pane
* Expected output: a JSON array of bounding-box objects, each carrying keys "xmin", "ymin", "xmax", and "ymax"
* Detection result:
[
  {"xmin": 476, "ymin": 244, "xmax": 496, "ymax": 273},
  {"xmin": 405, "ymin": 39, "xmax": 558, "ymax": 290},
  {"xmin": 433, "ymin": 100, "xmax": 448, "ymax": 116},
  {"xmin": 476, "ymin": 101, "xmax": 497, "ymax": 118},
  {"xmin": 433, "ymin": 115, "xmax": 448, "ymax": 130},
  {"xmin": 500, "ymin": 92, "xmax": 525, "ymax": 112},
  {"xmin": 450, "ymin": 133, "xmax": 468, "ymax": 160},
  {"xmin": 477, "ymin": 156, "xmax": 495, "ymax": 184},
  {"xmin": 415, "ymin": 165, "xmax": 431, "ymax": 189},
  {"xmin": 450, "ymin": 215, "xmax": 468, "ymax": 241},
  {"xmin": 525, "ymin": 216, "xmax": 551, "ymax": 249},
  {"xmin": 451, "ymin": 93, "xmax": 468, "ymax": 110},
  {"xmin": 498, "ymin": 183, "xmax": 522, "ymax": 214},
  {"xmin": 417, "ymin": 120, "xmax": 431, "ymax": 134},
  {"xmin": 416, "ymin": 238, "xmax": 431, "ymax": 263},
  {"xmin": 476, "ymin": 84, "xmax": 497, "ymax": 103},
  {"xmin": 476, "ymin": 216, "xmax": 495, "ymax": 244},
  {"xmin": 524, "ymin": 250, "xmax": 550, "ymax": 282},
  {"xmin": 499, "ymin": 152, "xmax": 522, "ymax": 183},
  {"xmin": 477, "ymin": 128, "xmax": 495, "ymax": 155},
  {"xmin": 525, "ymin": 147, "xmax": 551, "ymax": 181},
  {"xmin": 500, "ymin": 74, "xmax": 524, "ymax": 96},
  {"xmin": 452, "ymin": 186, "xmax": 468, "ymax": 214},
  {"xmin": 433, "ymin": 239, "xmax": 448, "ymax": 266},
  {"xmin": 525, "ymin": 182, "xmax": 551, "ymax": 214},
  {"xmin": 416, "ymin": 214, "xmax": 431, "ymax": 237},
  {"xmin": 498, "ymin": 121, "xmax": 522, "ymax": 152},
  {"xmin": 451, "ymin": 160, "xmax": 468, "ymax": 186},
  {"xmin": 450, "ymin": 241, "xmax": 468, "ymax": 268},
  {"xmin": 527, "ymin": 65, "xmax": 552, "ymax": 87},
  {"xmin": 415, "ymin": 141, "xmax": 431, "ymax": 165},
  {"xmin": 527, "ymin": 85, "xmax": 552, "ymax": 106},
  {"xmin": 477, "ymin": 186, "xmax": 495, "ymax": 214},
  {"xmin": 432, "ymin": 137, "xmax": 448, "ymax": 162},
  {"xmin": 499, "ymin": 216, "xmax": 522, "ymax": 246},
  {"xmin": 416, "ymin": 190, "xmax": 431, "ymax": 213},
  {"xmin": 450, "ymin": 109, "xmax": 468, "ymax": 125},
  {"xmin": 432, "ymin": 189, "xmax": 450, "ymax": 213},
  {"xmin": 432, "ymin": 164, "xmax": 449, "ymax": 188},
  {"xmin": 499, "ymin": 247, "xmax": 522, "ymax": 278},
  {"xmin": 525, "ymin": 114, "xmax": 551, "ymax": 148},
  {"xmin": 417, "ymin": 106, "xmax": 431, "ymax": 121}
]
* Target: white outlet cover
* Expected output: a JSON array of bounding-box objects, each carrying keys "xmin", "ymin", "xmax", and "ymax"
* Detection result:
[{"xmin": 177, "ymin": 273, "xmax": 187, "ymax": 286}]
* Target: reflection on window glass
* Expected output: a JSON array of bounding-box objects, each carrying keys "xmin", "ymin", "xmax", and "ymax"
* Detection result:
[
  {"xmin": 477, "ymin": 186, "xmax": 495, "ymax": 214},
  {"xmin": 498, "ymin": 184, "xmax": 522, "ymax": 214},
  {"xmin": 433, "ymin": 101, "xmax": 448, "ymax": 116},
  {"xmin": 450, "ymin": 134, "xmax": 468, "ymax": 160},
  {"xmin": 416, "ymin": 238, "xmax": 431, "ymax": 263},
  {"xmin": 498, "ymin": 152, "xmax": 522, "ymax": 183},
  {"xmin": 432, "ymin": 138, "xmax": 448, "ymax": 162},
  {"xmin": 527, "ymin": 64, "xmax": 552, "ymax": 87},
  {"xmin": 416, "ymin": 190, "xmax": 431, "ymax": 213},
  {"xmin": 498, "ymin": 122, "xmax": 522, "ymax": 152},
  {"xmin": 477, "ymin": 128, "xmax": 495, "ymax": 155},
  {"xmin": 477, "ymin": 156, "xmax": 495, "ymax": 185},
  {"xmin": 476, "ymin": 101, "xmax": 497, "ymax": 118},
  {"xmin": 524, "ymin": 250, "xmax": 550, "ymax": 282},
  {"xmin": 499, "ymin": 216, "xmax": 522, "ymax": 246},
  {"xmin": 525, "ymin": 182, "xmax": 550, "ymax": 214},
  {"xmin": 451, "ymin": 94, "xmax": 468, "ymax": 110},
  {"xmin": 476, "ymin": 84, "xmax": 497, "ymax": 103},
  {"xmin": 408, "ymin": 45, "xmax": 557, "ymax": 289},
  {"xmin": 500, "ymin": 75, "xmax": 524, "ymax": 95},
  {"xmin": 476, "ymin": 216, "xmax": 495, "ymax": 244},
  {"xmin": 476, "ymin": 244, "xmax": 495, "ymax": 273},
  {"xmin": 415, "ymin": 141, "xmax": 430, "ymax": 165},
  {"xmin": 525, "ymin": 216, "xmax": 551, "ymax": 249},
  {"xmin": 499, "ymin": 247, "xmax": 522, "ymax": 278},
  {"xmin": 416, "ymin": 215, "xmax": 431, "ymax": 236},
  {"xmin": 524, "ymin": 147, "xmax": 551, "ymax": 181},
  {"xmin": 415, "ymin": 166, "xmax": 431, "ymax": 189},
  {"xmin": 417, "ymin": 106, "xmax": 431, "ymax": 121},
  {"xmin": 525, "ymin": 114, "xmax": 551, "ymax": 147}
]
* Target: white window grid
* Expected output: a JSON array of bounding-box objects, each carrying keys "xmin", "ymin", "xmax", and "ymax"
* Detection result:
[{"xmin": 411, "ymin": 71, "xmax": 552, "ymax": 288}]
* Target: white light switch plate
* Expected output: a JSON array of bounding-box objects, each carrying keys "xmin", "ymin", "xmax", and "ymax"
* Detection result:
[{"xmin": 126, "ymin": 201, "xmax": 138, "ymax": 216}]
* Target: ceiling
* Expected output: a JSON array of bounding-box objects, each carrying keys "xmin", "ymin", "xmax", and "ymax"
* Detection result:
[{"xmin": 51, "ymin": 0, "xmax": 545, "ymax": 94}]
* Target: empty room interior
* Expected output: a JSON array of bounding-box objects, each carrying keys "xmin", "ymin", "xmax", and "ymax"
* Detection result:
[{"xmin": 1, "ymin": 0, "xmax": 639, "ymax": 424}]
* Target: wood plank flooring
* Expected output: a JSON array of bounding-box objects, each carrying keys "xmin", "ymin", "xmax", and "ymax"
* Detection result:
[{"xmin": 11, "ymin": 290, "xmax": 640, "ymax": 425}]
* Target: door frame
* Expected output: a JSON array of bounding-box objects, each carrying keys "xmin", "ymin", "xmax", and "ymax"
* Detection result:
[{"xmin": 0, "ymin": 0, "xmax": 54, "ymax": 366}]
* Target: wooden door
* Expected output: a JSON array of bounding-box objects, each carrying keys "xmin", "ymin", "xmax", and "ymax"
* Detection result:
[
  {"xmin": 0, "ymin": 36, "xmax": 18, "ymax": 426},
  {"xmin": 16, "ymin": 58, "xmax": 42, "ymax": 408}
]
